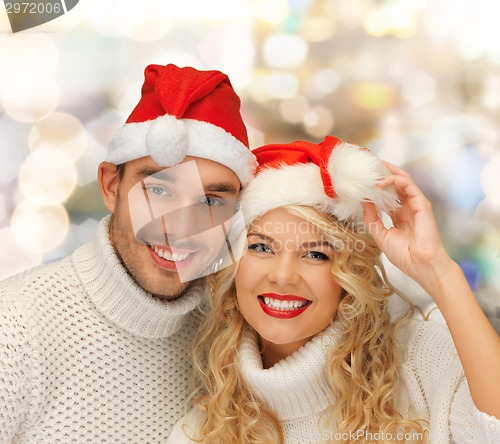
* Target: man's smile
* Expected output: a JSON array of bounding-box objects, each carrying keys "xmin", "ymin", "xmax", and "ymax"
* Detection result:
[
  {"xmin": 147, "ymin": 245, "xmax": 197, "ymax": 271},
  {"xmin": 151, "ymin": 245, "xmax": 194, "ymax": 262}
]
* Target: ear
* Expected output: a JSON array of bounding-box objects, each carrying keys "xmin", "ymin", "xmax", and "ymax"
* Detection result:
[{"xmin": 98, "ymin": 162, "xmax": 121, "ymax": 213}]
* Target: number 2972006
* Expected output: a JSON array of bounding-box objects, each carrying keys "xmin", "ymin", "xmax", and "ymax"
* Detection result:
[{"xmin": 5, "ymin": 2, "xmax": 62, "ymax": 14}]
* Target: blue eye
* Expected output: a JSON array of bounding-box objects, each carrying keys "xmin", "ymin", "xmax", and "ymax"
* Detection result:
[
  {"xmin": 199, "ymin": 196, "xmax": 223, "ymax": 206},
  {"xmin": 145, "ymin": 185, "xmax": 170, "ymax": 197},
  {"xmin": 305, "ymin": 251, "xmax": 329, "ymax": 261},
  {"xmin": 248, "ymin": 243, "xmax": 271, "ymax": 254}
]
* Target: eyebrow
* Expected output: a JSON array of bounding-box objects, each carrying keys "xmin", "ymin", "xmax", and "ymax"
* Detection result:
[
  {"xmin": 300, "ymin": 241, "xmax": 333, "ymax": 249},
  {"xmin": 204, "ymin": 183, "xmax": 240, "ymax": 194},
  {"xmin": 135, "ymin": 167, "xmax": 173, "ymax": 182},
  {"xmin": 247, "ymin": 232, "xmax": 274, "ymax": 242},
  {"xmin": 135, "ymin": 167, "xmax": 240, "ymax": 194},
  {"xmin": 247, "ymin": 232, "xmax": 333, "ymax": 248}
]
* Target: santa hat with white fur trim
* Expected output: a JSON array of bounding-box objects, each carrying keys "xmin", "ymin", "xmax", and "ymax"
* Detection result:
[
  {"xmin": 240, "ymin": 135, "xmax": 399, "ymax": 224},
  {"xmin": 107, "ymin": 64, "xmax": 257, "ymax": 185}
]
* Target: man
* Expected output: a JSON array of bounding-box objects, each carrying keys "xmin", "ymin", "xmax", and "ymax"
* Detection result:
[{"xmin": 0, "ymin": 64, "xmax": 256, "ymax": 443}]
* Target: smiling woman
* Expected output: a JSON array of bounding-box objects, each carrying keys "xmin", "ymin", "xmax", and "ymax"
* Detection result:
[
  {"xmin": 181, "ymin": 203, "xmax": 425, "ymax": 444},
  {"xmin": 167, "ymin": 136, "xmax": 500, "ymax": 444},
  {"xmin": 236, "ymin": 208, "xmax": 343, "ymax": 368}
]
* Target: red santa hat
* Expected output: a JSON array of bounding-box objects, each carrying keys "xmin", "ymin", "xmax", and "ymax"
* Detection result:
[
  {"xmin": 240, "ymin": 135, "xmax": 399, "ymax": 223},
  {"xmin": 107, "ymin": 64, "xmax": 257, "ymax": 185}
]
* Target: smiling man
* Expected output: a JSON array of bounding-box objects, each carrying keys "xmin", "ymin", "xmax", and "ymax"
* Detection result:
[
  {"xmin": 0, "ymin": 64, "xmax": 256, "ymax": 443},
  {"xmin": 101, "ymin": 155, "xmax": 242, "ymax": 299}
]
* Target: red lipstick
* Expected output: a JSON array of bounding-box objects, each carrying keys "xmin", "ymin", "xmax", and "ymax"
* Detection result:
[{"xmin": 258, "ymin": 293, "xmax": 312, "ymax": 319}]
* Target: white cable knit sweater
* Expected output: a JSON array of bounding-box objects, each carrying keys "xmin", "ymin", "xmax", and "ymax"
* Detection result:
[
  {"xmin": 168, "ymin": 319, "xmax": 500, "ymax": 443},
  {"xmin": 0, "ymin": 216, "xmax": 205, "ymax": 444}
]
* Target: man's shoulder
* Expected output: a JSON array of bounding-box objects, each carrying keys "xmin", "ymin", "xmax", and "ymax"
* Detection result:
[
  {"xmin": 0, "ymin": 217, "xmax": 108, "ymax": 296},
  {"xmin": 1, "ymin": 256, "xmax": 69, "ymax": 287},
  {"xmin": 0, "ymin": 248, "xmax": 85, "ymax": 307}
]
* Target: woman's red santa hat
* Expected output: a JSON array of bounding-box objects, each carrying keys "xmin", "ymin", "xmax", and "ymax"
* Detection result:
[
  {"xmin": 107, "ymin": 63, "xmax": 257, "ymax": 185},
  {"xmin": 240, "ymin": 136, "xmax": 399, "ymax": 223}
]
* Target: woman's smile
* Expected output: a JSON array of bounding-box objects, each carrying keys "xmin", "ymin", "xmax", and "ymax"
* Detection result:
[
  {"xmin": 235, "ymin": 208, "xmax": 343, "ymax": 354},
  {"xmin": 257, "ymin": 293, "xmax": 312, "ymax": 318}
]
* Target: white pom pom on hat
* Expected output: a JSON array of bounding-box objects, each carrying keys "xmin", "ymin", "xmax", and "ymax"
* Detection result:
[
  {"xmin": 106, "ymin": 64, "xmax": 257, "ymax": 185},
  {"xmin": 146, "ymin": 117, "xmax": 188, "ymax": 167},
  {"xmin": 240, "ymin": 135, "xmax": 399, "ymax": 224}
]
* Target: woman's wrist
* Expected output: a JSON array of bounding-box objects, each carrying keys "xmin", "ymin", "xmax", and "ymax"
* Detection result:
[{"xmin": 413, "ymin": 253, "xmax": 462, "ymax": 301}]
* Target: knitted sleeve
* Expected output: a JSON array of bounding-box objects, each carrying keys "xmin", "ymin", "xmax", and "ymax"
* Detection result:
[
  {"xmin": 166, "ymin": 407, "xmax": 207, "ymax": 444},
  {"xmin": 406, "ymin": 318, "xmax": 500, "ymax": 443},
  {"xmin": 0, "ymin": 278, "xmax": 33, "ymax": 443},
  {"xmin": 449, "ymin": 376, "xmax": 500, "ymax": 443}
]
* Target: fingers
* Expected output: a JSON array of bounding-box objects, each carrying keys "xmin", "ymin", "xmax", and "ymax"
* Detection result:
[
  {"xmin": 378, "ymin": 174, "xmax": 419, "ymax": 197},
  {"xmin": 379, "ymin": 162, "xmax": 422, "ymax": 199},
  {"xmin": 377, "ymin": 173, "xmax": 430, "ymax": 211},
  {"xmin": 382, "ymin": 161, "xmax": 411, "ymax": 178},
  {"xmin": 362, "ymin": 202, "xmax": 387, "ymax": 249}
]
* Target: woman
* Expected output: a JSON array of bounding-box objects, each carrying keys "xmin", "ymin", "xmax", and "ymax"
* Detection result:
[{"xmin": 168, "ymin": 136, "xmax": 500, "ymax": 443}]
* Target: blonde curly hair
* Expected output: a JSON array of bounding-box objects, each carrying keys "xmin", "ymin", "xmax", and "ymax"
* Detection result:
[{"xmin": 190, "ymin": 205, "xmax": 428, "ymax": 443}]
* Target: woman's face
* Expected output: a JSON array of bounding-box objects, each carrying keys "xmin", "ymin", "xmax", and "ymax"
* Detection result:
[{"xmin": 235, "ymin": 208, "xmax": 343, "ymax": 357}]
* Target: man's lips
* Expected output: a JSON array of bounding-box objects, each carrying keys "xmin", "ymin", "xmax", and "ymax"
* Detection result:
[
  {"xmin": 258, "ymin": 293, "xmax": 312, "ymax": 319},
  {"xmin": 151, "ymin": 245, "xmax": 194, "ymax": 261},
  {"xmin": 147, "ymin": 245, "xmax": 196, "ymax": 271}
]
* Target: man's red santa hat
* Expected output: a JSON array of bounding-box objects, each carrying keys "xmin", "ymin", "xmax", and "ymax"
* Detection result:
[
  {"xmin": 240, "ymin": 135, "xmax": 399, "ymax": 223},
  {"xmin": 107, "ymin": 63, "xmax": 257, "ymax": 185}
]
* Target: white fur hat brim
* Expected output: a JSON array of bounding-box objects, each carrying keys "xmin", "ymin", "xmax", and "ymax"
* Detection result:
[
  {"xmin": 106, "ymin": 115, "xmax": 257, "ymax": 186},
  {"xmin": 240, "ymin": 142, "xmax": 399, "ymax": 224}
]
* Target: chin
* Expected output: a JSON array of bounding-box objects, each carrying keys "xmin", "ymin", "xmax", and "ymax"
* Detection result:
[
  {"xmin": 260, "ymin": 330, "xmax": 300, "ymax": 346},
  {"xmin": 135, "ymin": 270, "xmax": 191, "ymax": 301},
  {"xmin": 150, "ymin": 285, "xmax": 190, "ymax": 301}
]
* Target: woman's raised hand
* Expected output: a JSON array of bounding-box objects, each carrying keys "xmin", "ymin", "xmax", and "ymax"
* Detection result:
[
  {"xmin": 362, "ymin": 162, "xmax": 454, "ymax": 292},
  {"xmin": 363, "ymin": 162, "xmax": 500, "ymax": 418}
]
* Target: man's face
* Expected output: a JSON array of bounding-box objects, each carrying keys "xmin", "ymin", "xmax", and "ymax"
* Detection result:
[{"xmin": 108, "ymin": 156, "xmax": 240, "ymax": 301}]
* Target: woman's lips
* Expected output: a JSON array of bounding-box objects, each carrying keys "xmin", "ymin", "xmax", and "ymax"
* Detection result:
[{"xmin": 257, "ymin": 293, "xmax": 312, "ymax": 319}]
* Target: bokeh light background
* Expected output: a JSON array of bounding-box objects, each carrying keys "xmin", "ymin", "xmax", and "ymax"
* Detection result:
[{"xmin": 0, "ymin": 0, "xmax": 499, "ymax": 330}]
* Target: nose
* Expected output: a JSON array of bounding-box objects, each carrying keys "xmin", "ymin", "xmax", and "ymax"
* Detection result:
[
  {"xmin": 267, "ymin": 253, "xmax": 302, "ymax": 287},
  {"xmin": 162, "ymin": 204, "xmax": 201, "ymax": 241}
]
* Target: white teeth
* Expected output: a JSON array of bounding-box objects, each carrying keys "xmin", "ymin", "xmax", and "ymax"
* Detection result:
[
  {"xmin": 261, "ymin": 297, "xmax": 308, "ymax": 311},
  {"xmin": 152, "ymin": 246, "xmax": 191, "ymax": 262}
]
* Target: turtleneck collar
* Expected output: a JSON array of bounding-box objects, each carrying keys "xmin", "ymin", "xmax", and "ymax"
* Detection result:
[
  {"xmin": 239, "ymin": 323, "xmax": 341, "ymax": 421},
  {"xmin": 72, "ymin": 216, "xmax": 205, "ymax": 339}
]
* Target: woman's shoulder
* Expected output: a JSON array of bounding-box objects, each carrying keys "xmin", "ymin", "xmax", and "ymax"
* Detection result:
[
  {"xmin": 397, "ymin": 308, "xmax": 449, "ymax": 339},
  {"xmin": 395, "ymin": 310, "xmax": 462, "ymax": 381}
]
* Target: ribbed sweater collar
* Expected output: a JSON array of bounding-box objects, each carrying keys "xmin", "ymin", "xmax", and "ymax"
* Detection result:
[
  {"xmin": 239, "ymin": 323, "xmax": 340, "ymax": 421},
  {"xmin": 72, "ymin": 216, "xmax": 205, "ymax": 339}
]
